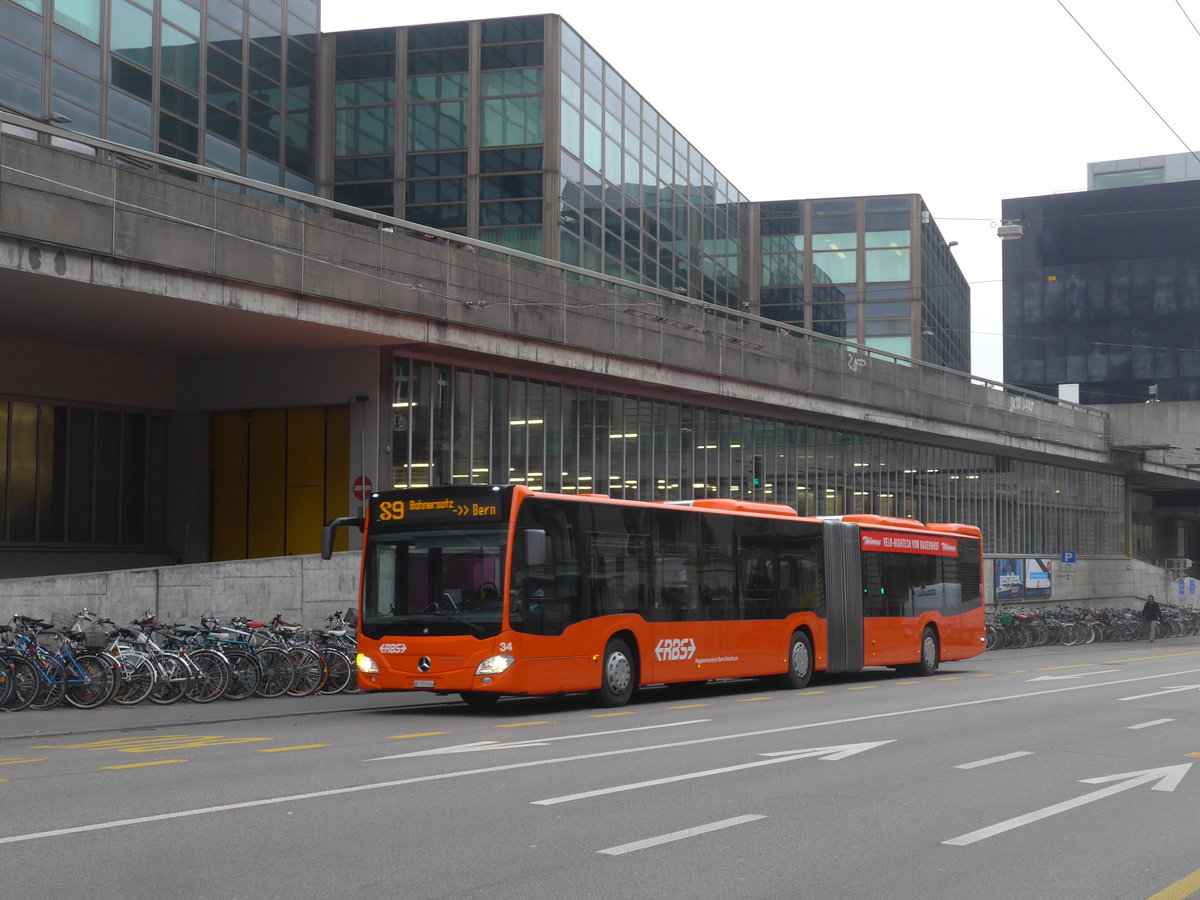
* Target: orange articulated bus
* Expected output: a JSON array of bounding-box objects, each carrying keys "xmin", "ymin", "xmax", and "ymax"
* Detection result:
[{"xmin": 322, "ymin": 485, "xmax": 986, "ymax": 709}]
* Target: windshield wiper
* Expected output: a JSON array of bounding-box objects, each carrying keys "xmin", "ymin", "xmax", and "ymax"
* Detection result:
[{"xmin": 416, "ymin": 610, "xmax": 487, "ymax": 635}]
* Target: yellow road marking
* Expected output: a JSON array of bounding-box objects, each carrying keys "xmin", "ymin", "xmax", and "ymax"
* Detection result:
[
  {"xmin": 389, "ymin": 732, "xmax": 451, "ymax": 740},
  {"xmin": 668, "ymin": 703, "xmax": 709, "ymax": 708},
  {"xmin": 0, "ymin": 758, "xmax": 44, "ymax": 766},
  {"xmin": 1188, "ymin": 753, "xmax": 1200, "ymax": 759},
  {"xmin": 848, "ymin": 685, "xmax": 877, "ymax": 690},
  {"xmin": 938, "ymin": 676, "xmax": 960, "ymax": 681},
  {"xmin": 1147, "ymin": 868, "xmax": 1200, "ymax": 900},
  {"xmin": 0, "ymin": 778, "xmax": 6, "ymax": 783},
  {"xmin": 101, "ymin": 760, "xmax": 188, "ymax": 770},
  {"xmin": 34, "ymin": 735, "xmax": 271, "ymax": 753},
  {"xmin": 257, "ymin": 745, "xmax": 329, "ymax": 753},
  {"xmin": 735, "ymin": 697, "xmax": 771, "ymax": 702},
  {"xmin": 590, "ymin": 711, "xmax": 635, "ymax": 717},
  {"xmin": 894, "ymin": 681, "xmax": 920, "ymax": 686},
  {"xmin": 1009, "ymin": 670, "xmax": 1028, "ymax": 674},
  {"xmin": 496, "ymin": 721, "xmax": 549, "ymax": 728},
  {"xmin": 1111, "ymin": 651, "xmax": 1200, "ymax": 663},
  {"xmin": 1036, "ymin": 664, "xmax": 1096, "ymax": 671},
  {"xmin": 796, "ymin": 691, "xmax": 827, "ymax": 695},
  {"xmin": 122, "ymin": 738, "xmax": 270, "ymax": 753},
  {"xmin": 972, "ymin": 673, "xmax": 997, "ymax": 677}
]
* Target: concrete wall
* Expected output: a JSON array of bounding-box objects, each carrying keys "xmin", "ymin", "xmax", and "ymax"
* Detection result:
[
  {"xmin": 1098, "ymin": 401, "xmax": 1200, "ymax": 466},
  {"xmin": 0, "ymin": 553, "xmax": 360, "ymax": 630},
  {"xmin": 986, "ymin": 556, "xmax": 1167, "ymax": 611},
  {"xmin": 0, "ymin": 133, "xmax": 1116, "ymax": 465}
]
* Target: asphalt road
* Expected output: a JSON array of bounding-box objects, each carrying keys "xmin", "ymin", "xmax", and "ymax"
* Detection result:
[{"xmin": 2, "ymin": 639, "xmax": 1199, "ymax": 900}]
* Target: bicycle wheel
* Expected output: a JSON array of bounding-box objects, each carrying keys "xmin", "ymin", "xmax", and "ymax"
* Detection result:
[
  {"xmin": 185, "ymin": 649, "xmax": 230, "ymax": 703},
  {"xmin": 29, "ymin": 657, "xmax": 67, "ymax": 710},
  {"xmin": 0, "ymin": 654, "xmax": 39, "ymax": 711},
  {"xmin": 286, "ymin": 646, "xmax": 327, "ymax": 697},
  {"xmin": 222, "ymin": 649, "xmax": 262, "ymax": 700},
  {"xmin": 63, "ymin": 653, "xmax": 118, "ymax": 709},
  {"xmin": 148, "ymin": 654, "xmax": 192, "ymax": 705},
  {"xmin": 0, "ymin": 657, "xmax": 11, "ymax": 708},
  {"xmin": 112, "ymin": 653, "xmax": 156, "ymax": 706},
  {"xmin": 253, "ymin": 646, "xmax": 295, "ymax": 698},
  {"xmin": 318, "ymin": 648, "xmax": 354, "ymax": 694}
]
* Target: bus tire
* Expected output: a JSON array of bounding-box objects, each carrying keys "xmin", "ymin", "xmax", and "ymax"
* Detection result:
[
  {"xmin": 914, "ymin": 627, "xmax": 939, "ymax": 676},
  {"xmin": 597, "ymin": 637, "xmax": 636, "ymax": 707},
  {"xmin": 460, "ymin": 690, "xmax": 500, "ymax": 710},
  {"xmin": 785, "ymin": 631, "xmax": 813, "ymax": 689}
]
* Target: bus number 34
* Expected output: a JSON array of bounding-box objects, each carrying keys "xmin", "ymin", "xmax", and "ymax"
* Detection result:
[{"xmin": 655, "ymin": 637, "xmax": 696, "ymax": 661}]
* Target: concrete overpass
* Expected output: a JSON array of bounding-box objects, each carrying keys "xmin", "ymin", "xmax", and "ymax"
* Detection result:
[{"xmin": 1, "ymin": 114, "xmax": 1197, "ymax": 621}]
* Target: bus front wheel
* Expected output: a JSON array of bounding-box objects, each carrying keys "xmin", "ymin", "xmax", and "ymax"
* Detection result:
[
  {"xmin": 785, "ymin": 631, "xmax": 813, "ymax": 689},
  {"xmin": 460, "ymin": 690, "xmax": 500, "ymax": 710},
  {"xmin": 597, "ymin": 637, "xmax": 636, "ymax": 707}
]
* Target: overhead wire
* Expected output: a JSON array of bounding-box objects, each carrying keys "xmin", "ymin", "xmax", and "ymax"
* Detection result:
[{"xmin": 1054, "ymin": 0, "xmax": 1200, "ymax": 167}]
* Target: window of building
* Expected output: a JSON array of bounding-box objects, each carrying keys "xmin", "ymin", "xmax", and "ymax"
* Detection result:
[
  {"xmin": 1093, "ymin": 168, "xmax": 1164, "ymax": 189},
  {"xmin": 865, "ymin": 248, "xmax": 910, "ymax": 282},
  {"xmin": 55, "ymin": 0, "xmax": 100, "ymax": 42}
]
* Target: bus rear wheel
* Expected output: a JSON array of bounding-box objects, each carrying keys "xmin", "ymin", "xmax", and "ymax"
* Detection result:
[
  {"xmin": 912, "ymin": 628, "xmax": 939, "ymax": 676},
  {"xmin": 785, "ymin": 631, "xmax": 814, "ymax": 689},
  {"xmin": 597, "ymin": 637, "xmax": 636, "ymax": 707}
]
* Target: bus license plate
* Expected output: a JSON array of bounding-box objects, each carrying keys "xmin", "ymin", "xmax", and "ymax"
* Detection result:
[{"xmin": 413, "ymin": 679, "xmax": 435, "ymax": 688}]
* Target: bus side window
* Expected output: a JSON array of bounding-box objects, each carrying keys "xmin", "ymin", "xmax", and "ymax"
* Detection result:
[{"xmin": 699, "ymin": 516, "xmax": 735, "ymax": 620}]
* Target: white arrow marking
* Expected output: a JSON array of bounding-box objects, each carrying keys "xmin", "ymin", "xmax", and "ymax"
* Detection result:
[
  {"xmin": 532, "ymin": 740, "xmax": 894, "ymax": 805},
  {"xmin": 758, "ymin": 741, "xmax": 896, "ymax": 761},
  {"xmin": 1119, "ymin": 685, "xmax": 1200, "ymax": 701},
  {"xmin": 944, "ymin": 764, "xmax": 1192, "ymax": 846},
  {"xmin": 1026, "ymin": 671, "xmax": 1111, "ymax": 682},
  {"xmin": 597, "ymin": 815, "xmax": 766, "ymax": 856},
  {"xmin": 370, "ymin": 719, "xmax": 711, "ymax": 759}
]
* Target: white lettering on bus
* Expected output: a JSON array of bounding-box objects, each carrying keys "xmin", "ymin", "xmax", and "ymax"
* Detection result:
[
  {"xmin": 655, "ymin": 637, "xmax": 697, "ymax": 661},
  {"xmin": 379, "ymin": 643, "xmax": 407, "ymax": 654}
]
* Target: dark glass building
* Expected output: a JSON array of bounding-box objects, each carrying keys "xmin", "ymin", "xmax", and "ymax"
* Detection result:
[{"xmin": 1002, "ymin": 178, "xmax": 1200, "ymax": 403}]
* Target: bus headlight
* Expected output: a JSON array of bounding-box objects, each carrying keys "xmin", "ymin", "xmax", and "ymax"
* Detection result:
[
  {"xmin": 475, "ymin": 654, "xmax": 515, "ymax": 675},
  {"xmin": 357, "ymin": 653, "xmax": 379, "ymax": 674}
]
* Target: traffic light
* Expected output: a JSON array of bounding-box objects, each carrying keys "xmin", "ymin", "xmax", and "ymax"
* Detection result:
[{"xmin": 751, "ymin": 455, "xmax": 764, "ymax": 489}]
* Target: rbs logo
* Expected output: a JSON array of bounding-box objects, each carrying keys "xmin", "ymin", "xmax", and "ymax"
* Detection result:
[{"xmin": 654, "ymin": 637, "xmax": 696, "ymax": 661}]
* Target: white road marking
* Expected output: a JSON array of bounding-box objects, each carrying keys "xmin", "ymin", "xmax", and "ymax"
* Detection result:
[
  {"xmin": 1126, "ymin": 718, "xmax": 1175, "ymax": 729},
  {"xmin": 955, "ymin": 751, "xmax": 1033, "ymax": 769},
  {"xmin": 1119, "ymin": 684, "xmax": 1200, "ymax": 701},
  {"xmin": 533, "ymin": 741, "xmax": 893, "ymax": 806},
  {"xmin": 597, "ymin": 815, "xmax": 765, "ymax": 856},
  {"xmin": 371, "ymin": 719, "xmax": 712, "ymax": 759},
  {"xmin": 945, "ymin": 764, "xmax": 1192, "ymax": 846},
  {"xmin": 5, "ymin": 666, "xmax": 1200, "ymax": 846},
  {"xmin": 1026, "ymin": 671, "xmax": 1111, "ymax": 682}
]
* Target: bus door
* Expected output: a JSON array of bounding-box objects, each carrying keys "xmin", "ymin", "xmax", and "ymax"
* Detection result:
[{"xmin": 645, "ymin": 510, "xmax": 723, "ymax": 684}]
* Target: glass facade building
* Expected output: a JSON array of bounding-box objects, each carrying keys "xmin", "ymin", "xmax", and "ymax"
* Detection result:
[
  {"xmin": 0, "ymin": 5, "xmax": 968, "ymax": 367},
  {"xmin": 746, "ymin": 195, "xmax": 969, "ymax": 367},
  {"xmin": 0, "ymin": 0, "xmax": 318, "ymax": 189},
  {"xmin": 1002, "ymin": 179, "xmax": 1200, "ymax": 403},
  {"xmin": 389, "ymin": 356, "xmax": 1125, "ymax": 557},
  {"xmin": 327, "ymin": 15, "xmax": 963, "ymax": 364}
]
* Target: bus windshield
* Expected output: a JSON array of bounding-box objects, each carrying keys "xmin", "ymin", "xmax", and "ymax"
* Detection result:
[{"xmin": 363, "ymin": 527, "xmax": 506, "ymax": 639}]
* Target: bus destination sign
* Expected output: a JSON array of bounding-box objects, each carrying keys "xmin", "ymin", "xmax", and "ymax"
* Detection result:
[
  {"xmin": 860, "ymin": 530, "xmax": 958, "ymax": 557},
  {"xmin": 372, "ymin": 488, "xmax": 508, "ymax": 525}
]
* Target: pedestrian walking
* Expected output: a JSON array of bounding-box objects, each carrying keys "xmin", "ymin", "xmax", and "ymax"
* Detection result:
[{"xmin": 1142, "ymin": 594, "xmax": 1161, "ymax": 641}]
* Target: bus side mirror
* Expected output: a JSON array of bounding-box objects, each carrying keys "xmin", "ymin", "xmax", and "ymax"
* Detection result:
[
  {"xmin": 321, "ymin": 515, "xmax": 363, "ymax": 560},
  {"xmin": 525, "ymin": 529, "xmax": 547, "ymax": 567}
]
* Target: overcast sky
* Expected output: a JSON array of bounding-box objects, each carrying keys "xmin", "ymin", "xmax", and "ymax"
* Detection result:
[{"xmin": 320, "ymin": 0, "xmax": 1200, "ymax": 381}]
